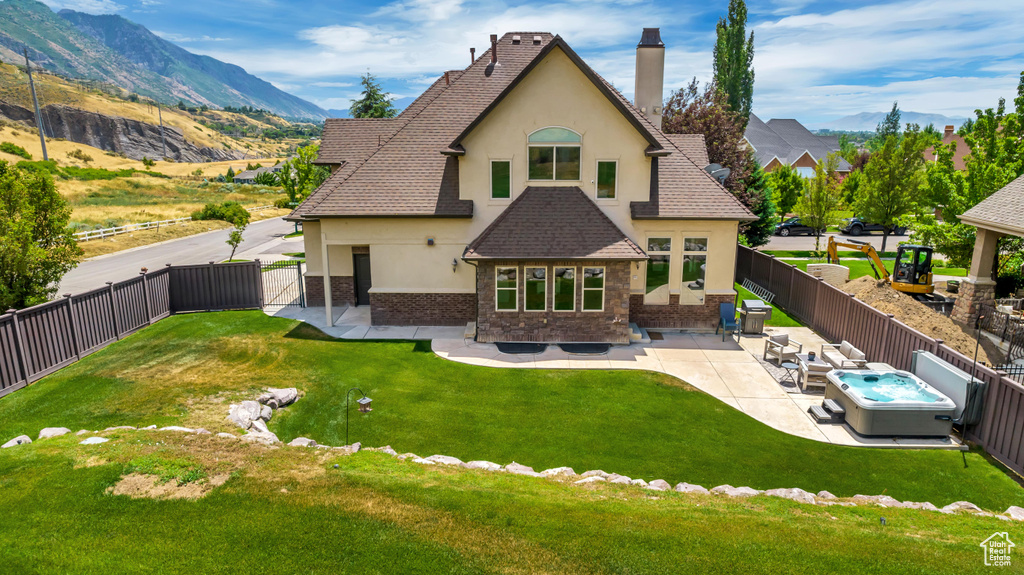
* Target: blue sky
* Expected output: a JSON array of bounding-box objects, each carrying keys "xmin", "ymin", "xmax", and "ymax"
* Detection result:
[{"xmin": 40, "ymin": 0, "xmax": 1024, "ymax": 125}]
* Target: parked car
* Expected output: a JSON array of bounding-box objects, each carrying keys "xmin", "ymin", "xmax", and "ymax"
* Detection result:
[
  {"xmin": 841, "ymin": 217, "xmax": 907, "ymax": 236},
  {"xmin": 774, "ymin": 217, "xmax": 824, "ymax": 236}
]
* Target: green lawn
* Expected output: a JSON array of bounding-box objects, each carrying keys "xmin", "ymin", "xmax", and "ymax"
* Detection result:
[
  {"xmin": 1, "ymin": 311, "xmax": 1021, "ymax": 512},
  {"xmin": 765, "ymin": 250, "xmax": 898, "ymax": 259},
  {"xmin": 734, "ymin": 283, "xmax": 802, "ymax": 327},
  {"xmin": 781, "ymin": 259, "xmax": 967, "ymax": 280}
]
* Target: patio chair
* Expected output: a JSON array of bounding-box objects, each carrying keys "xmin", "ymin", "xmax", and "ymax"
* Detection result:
[
  {"xmin": 715, "ymin": 302, "xmax": 740, "ymax": 341},
  {"xmin": 763, "ymin": 333, "xmax": 803, "ymax": 366},
  {"xmin": 820, "ymin": 340, "xmax": 868, "ymax": 369}
]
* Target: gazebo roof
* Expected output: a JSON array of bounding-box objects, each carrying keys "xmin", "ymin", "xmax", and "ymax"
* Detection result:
[{"xmin": 960, "ymin": 173, "xmax": 1024, "ymax": 237}]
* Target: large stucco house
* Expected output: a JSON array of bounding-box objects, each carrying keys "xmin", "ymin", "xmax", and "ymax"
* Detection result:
[{"xmin": 288, "ymin": 29, "xmax": 755, "ymax": 344}]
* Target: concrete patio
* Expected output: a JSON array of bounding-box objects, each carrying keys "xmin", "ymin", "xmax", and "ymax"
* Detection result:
[{"xmin": 266, "ymin": 305, "xmax": 961, "ymax": 449}]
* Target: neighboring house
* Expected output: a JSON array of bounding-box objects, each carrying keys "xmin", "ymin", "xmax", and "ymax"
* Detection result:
[
  {"xmin": 923, "ymin": 125, "xmax": 969, "ymax": 171},
  {"xmin": 234, "ymin": 164, "xmax": 285, "ymax": 184},
  {"xmin": 288, "ymin": 29, "xmax": 755, "ymax": 343},
  {"xmin": 743, "ymin": 114, "xmax": 852, "ymax": 176}
]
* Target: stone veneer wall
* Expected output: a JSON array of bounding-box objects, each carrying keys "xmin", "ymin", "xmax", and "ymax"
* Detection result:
[
  {"xmin": 629, "ymin": 293, "xmax": 733, "ymax": 330},
  {"xmin": 369, "ymin": 293, "xmax": 476, "ymax": 326},
  {"xmin": 305, "ymin": 276, "xmax": 355, "ymax": 308},
  {"xmin": 475, "ymin": 261, "xmax": 631, "ymax": 343},
  {"xmin": 950, "ymin": 278, "xmax": 996, "ymax": 326}
]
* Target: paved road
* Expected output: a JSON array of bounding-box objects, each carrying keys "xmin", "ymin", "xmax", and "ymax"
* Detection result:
[
  {"xmin": 763, "ymin": 232, "xmax": 907, "ymax": 252},
  {"xmin": 59, "ymin": 217, "xmax": 294, "ymax": 294}
]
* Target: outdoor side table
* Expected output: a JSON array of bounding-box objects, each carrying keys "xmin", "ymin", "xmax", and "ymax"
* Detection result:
[
  {"xmin": 780, "ymin": 361, "xmax": 799, "ymax": 387},
  {"xmin": 796, "ymin": 353, "xmax": 830, "ymax": 391}
]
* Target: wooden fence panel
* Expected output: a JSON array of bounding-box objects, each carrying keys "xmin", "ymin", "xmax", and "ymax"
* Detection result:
[
  {"xmin": 17, "ymin": 300, "xmax": 76, "ymax": 382},
  {"xmin": 169, "ymin": 262, "xmax": 263, "ymax": 312},
  {"xmin": 787, "ymin": 270, "xmax": 819, "ymax": 325},
  {"xmin": 148, "ymin": 269, "xmax": 171, "ymax": 319},
  {"xmin": 884, "ymin": 321, "xmax": 936, "ymax": 371},
  {"xmin": 750, "ymin": 251, "xmax": 772, "ymax": 288},
  {"xmin": 114, "ymin": 277, "xmax": 149, "ymax": 335},
  {"xmin": 72, "ymin": 288, "xmax": 117, "ymax": 355},
  {"xmin": 0, "ymin": 315, "xmax": 26, "ymax": 397}
]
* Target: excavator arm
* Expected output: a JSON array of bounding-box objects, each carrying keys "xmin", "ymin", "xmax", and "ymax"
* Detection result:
[{"xmin": 825, "ymin": 237, "xmax": 891, "ymax": 282}]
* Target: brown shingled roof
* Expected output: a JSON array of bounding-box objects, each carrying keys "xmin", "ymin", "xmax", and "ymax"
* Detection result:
[
  {"xmin": 666, "ymin": 134, "xmax": 709, "ymax": 166},
  {"xmin": 463, "ymin": 187, "xmax": 647, "ymax": 260},
  {"xmin": 960, "ymin": 173, "xmax": 1024, "ymax": 236}
]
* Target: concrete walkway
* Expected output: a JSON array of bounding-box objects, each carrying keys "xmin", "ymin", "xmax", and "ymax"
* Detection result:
[{"xmin": 266, "ymin": 305, "xmax": 465, "ymax": 340}]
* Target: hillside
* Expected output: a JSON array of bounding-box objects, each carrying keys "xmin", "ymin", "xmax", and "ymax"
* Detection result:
[
  {"xmin": 814, "ymin": 111, "xmax": 970, "ymax": 131},
  {"xmin": 0, "ymin": 0, "xmax": 326, "ymax": 120}
]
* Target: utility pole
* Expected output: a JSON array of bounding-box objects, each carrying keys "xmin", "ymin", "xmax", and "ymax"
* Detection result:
[
  {"xmin": 23, "ymin": 48, "xmax": 48, "ymax": 161},
  {"xmin": 156, "ymin": 103, "xmax": 167, "ymax": 160}
]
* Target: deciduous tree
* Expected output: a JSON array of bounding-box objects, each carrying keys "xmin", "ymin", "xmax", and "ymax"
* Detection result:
[
  {"xmin": 713, "ymin": 0, "xmax": 755, "ymax": 127},
  {"xmin": 766, "ymin": 163, "xmax": 803, "ymax": 222},
  {"xmin": 856, "ymin": 124, "xmax": 928, "ymax": 252},
  {"xmin": 275, "ymin": 144, "xmax": 329, "ymax": 204},
  {"xmin": 796, "ymin": 153, "xmax": 844, "ymax": 251}
]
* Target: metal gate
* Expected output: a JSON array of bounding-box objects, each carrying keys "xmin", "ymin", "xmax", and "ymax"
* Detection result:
[{"xmin": 261, "ymin": 260, "xmax": 305, "ymax": 307}]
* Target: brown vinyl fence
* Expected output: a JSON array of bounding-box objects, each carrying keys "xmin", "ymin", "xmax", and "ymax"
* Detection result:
[
  {"xmin": 736, "ymin": 245, "xmax": 1024, "ymax": 476},
  {"xmin": 0, "ymin": 261, "xmax": 262, "ymax": 399}
]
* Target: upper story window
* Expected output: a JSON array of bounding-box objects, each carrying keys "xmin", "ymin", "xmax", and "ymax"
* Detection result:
[
  {"xmin": 528, "ymin": 127, "xmax": 581, "ymax": 181},
  {"xmin": 491, "ymin": 160, "xmax": 511, "ymax": 199}
]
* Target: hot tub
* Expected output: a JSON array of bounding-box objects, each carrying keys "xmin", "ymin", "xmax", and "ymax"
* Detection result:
[{"xmin": 825, "ymin": 370, "xmax": 957, "ymax": 437}]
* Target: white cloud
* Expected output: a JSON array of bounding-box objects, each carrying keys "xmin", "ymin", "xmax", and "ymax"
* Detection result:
[
  {"xmin": 39, "ymin": 0, "xmax": 124, "ymax": 13},
  {"xmin": 310, "ymin": 81, "xmax": 355, "ymax": 88},
  {"xmin": 153, "ymin": 31, "xmax": 230, "ymax": 43}
]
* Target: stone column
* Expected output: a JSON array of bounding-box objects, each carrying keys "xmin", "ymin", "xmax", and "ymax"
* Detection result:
[{"xmin": 950, "ymin": 227, "xmax": 1001, "ymax": 325}]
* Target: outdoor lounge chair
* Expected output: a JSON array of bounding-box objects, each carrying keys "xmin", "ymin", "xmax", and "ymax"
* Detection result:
[
  {"xmin": 763, "ymin": 333, "xmax": 803, "ymax": 365},
  {"xmin": 715, "ymin": 302, "xmax": 740, "ymax": 341},
  {"xmin": 820, "ymin": 340, "xmax": 868, "ymax": 369}
]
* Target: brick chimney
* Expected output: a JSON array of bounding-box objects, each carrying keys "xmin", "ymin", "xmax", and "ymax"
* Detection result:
[
  {"xmin": 944, "ymin": 125, "xmax": 955, "ymax": 138},
  {"xmin": 634, "ymin": 28, "xmax": 665, "ymax": 129}
]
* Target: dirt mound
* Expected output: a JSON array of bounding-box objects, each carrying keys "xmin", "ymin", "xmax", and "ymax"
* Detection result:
[
  {"xmin": 109, "ymin": 473, "xmax": 230, "ymax": 500},
  {"xmin": 840, "ymin": 276, "xmax": 999, "ymax": 365}
]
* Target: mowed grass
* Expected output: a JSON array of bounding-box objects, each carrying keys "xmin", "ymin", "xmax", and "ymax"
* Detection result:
[
  {"xmin": 781, "ymin": 259, "xmax": 967, "ymax": 280},
  {"xmin": 734, "ymin": 283, "xmax": 802, "ymax": 327},
  {"xmin": 1, "ymin": 311, "xmax": 1021, "ymax": 511},
  {"xmin": 0, "ymin": 436, "xmax": 1012, "ymax": 575}
]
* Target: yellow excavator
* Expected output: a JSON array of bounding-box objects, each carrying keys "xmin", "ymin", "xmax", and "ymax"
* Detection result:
[{"xmin": 826, "ymin": 236, "xmax": 936, "ymax": 297}]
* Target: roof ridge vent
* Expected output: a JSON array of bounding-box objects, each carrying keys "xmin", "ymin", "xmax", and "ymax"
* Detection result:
[
  {"xmin": 512, "ymin": 35, "xmax": 521, "ymax": 44},
  {"xmin": 532, "ymin": 35, "xmax": 541, "ymax": 45}
]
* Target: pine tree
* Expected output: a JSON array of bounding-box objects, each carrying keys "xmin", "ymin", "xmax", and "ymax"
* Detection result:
[
  {"xmin": 350, "ymin": 73, "xmax": 398, "ymax": 118},
  {"xmin": 741, "ymin": 159, "xmax": 776, "ymax": 247},
  {"xmin": 713, "ymin": 0, "xmax": 755, "ymax": 127}
]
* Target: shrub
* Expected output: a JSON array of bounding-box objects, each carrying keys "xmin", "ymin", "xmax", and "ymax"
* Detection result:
[
  {"xmin": 66, "ymin": 149, "xmax": 93, "ymax": 163},
  {"xmin": 1, "ymin": 142, "xmax": 32, "ymax": 160},
  {"xmin": 14, "ymin": 160, "xmax": 61, "ymax": 176},
  {"xmin": 191, "ymin": 201, "xmax": 250, "ymax": 226},
  {"xmin": 253, "ymin": 171, "xmax": 278, "ymax": 186},
  {"xmin": 141, "ymin": 157, "xmax": 155, "ymax": 168},
  {"xmin": 273, "ymin": 197, "xmax": 295, "ymax": 208}
]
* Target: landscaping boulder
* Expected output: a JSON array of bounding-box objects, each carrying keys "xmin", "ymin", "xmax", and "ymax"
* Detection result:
[
  {"xmin": 711, "ymin": 485, "xmax": 761, "ymax": 498},
  {"xmin": 2, "ymin": 435, "xmax": 31, "ymax": 448},
  {"xmin": 195, "ymin": 428, "xmax": 211, "ymax": 435},
  {"xmin": 412, "ymin": 458, "xmax": 436, "ymax": 465},
  {"xmin": 79, "ymin": 437, "xmax": 109, "ymax": 445},
  {"xmin": 288, "ymin": 437, "xmax": 317, "ymax": 447},
  {"xmin": 140, "ymin": 425, "xmax": 157, "ymax": 430},
  {"xmin": 349, "ymin": 442, "xmax": 361, "ymax": 453},
  {"xmin": 631, "ymin": 479, "xmax": 649, "ymax": 488},
  {"xmin": 1005, "ymin": 506, "xmax": 1024, "ymax": 521},
  {"xmin": 240, "ymin": 431, "xmax": 280, "ymax": 446},
  {"xmin": 104, "ymin": 426, "xmax": 136, "ymax": 432},
  {"xmin": 764, "ymin": 488, "xmax": 816, "ymax": 505},
  {"xmin": 646, "ymin": 480, "xmax": 671, "ymax": 492},
  {"xmin": 159, "ymin": 426, "xmax": 195, "ymax": 433},
  {"xmin": 610, "ymin": 476, "xmax": 632, "ymax": 485},
  {"xmin": 816, "ymin": 490, "xmax": 837, "ymax": 500},
  {"xmin": 505, "ymin": 462, "xmax": 542, "ymax": 477},
  {"xmin": 228, "ymin": 401, "xmax": 262, "ymax": 430},
  {"xmin": 76, "ymin": 430, "xmax": 91, "ymax": 436},
  {"xmin": 260, "ymin": 405, "xmax": 273, "ymax": 422},
  {"xmin": 941, "ymin": 501, "xmax": 982, "ymax": 514},
  {"xmin": 38, "ymin": 427, "xmax": 71, "ymax": 440},
  {"xmin": 852, "ymin": 495, "xmax": 903, "ymax": 508},
  {"xmin": 901, "ymin": 501, "xmax": 939, "ymax": 511},
  {"xmin": 365, "ymin": 446, "xmax": 398, "ymax": 456},
  {"xmin": 427, "ymin": 455, "xmax": 464, "ymax": 466},
  {"xmin": 574, "ymin": 476, "xmax": 606, "ymax": 485},
  {"xmin": 250, "ymin": 419, "xmax": 271, "ymax": 434},
  {"xmin": 465, "ymin": 460, "xmax": 502, "ymax": 471},
  {"xmin": 259, "ymin": 388, "xmax": 298, "ymax": 408},
  {"xmin": 581, "ymin": 470, "xmax": 609, "ymax": 479},
  {"xmin": 216, "ymin": 433, "xmax": 236, "ymax": 439},
  {"xmin": 397, "ymin": 453, "xmax": 421, "ymax": 461},
  {"xmin": 540, "ymin": 467, "xmax": 576, "ymax": 477},
  {"xmin": 674, "ymin": 483, "xmax": 708, "ymax": 494}
]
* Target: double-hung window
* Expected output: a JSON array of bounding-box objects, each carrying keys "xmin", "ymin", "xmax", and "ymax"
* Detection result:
[
  {"xmin": 596, "ymin": 160, "xmax": 617, "ymax": 199},
  {"xmin": 496, "ymin": 267, "xmax": 517, "ymax": 311},
  {"xmin": 528, "ymin": 127, "xmax": 581, "ymax": 181},
  {"xmin": 645, "ymin": 238, "xmax": 671, "ymax": 305},
  {"xmin": 553, "ymin": 267, "xmax": 575, "ymax": 311},
  {"xmin": 525, "ymin": 267, "xmax": 546, "ymax": 311},
  {"xmin": 680, "ymin": 238, "xmax": 708, "ymax": 305},
  {"xmin": 582, "ymin": 267, "xmax": 605, "ymax": 311},
  {"xmin": 491, "ymin": 160, "xmax": 511, "ymax": 199}
]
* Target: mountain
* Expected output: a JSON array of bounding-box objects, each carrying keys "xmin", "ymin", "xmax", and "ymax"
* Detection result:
[
  {"xmin": 0, "ymin": 0, "xmax": 327, "ymax": 120},
  {"xmin": 813, "ymin": 111, "xmax": 970, "ymax": 132}
]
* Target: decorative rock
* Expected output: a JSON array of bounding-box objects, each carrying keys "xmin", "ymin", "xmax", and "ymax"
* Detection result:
[
  {"xmin": 852, "ymin": 495, "xmax": 904, "ymax": 508},
  {"xmin": 258, "ymin": 388, "xmax": 298, "ymax": 408},
  {"xmin": 250, "ymin": 419, "xmax": 271, "ymax": 434},
  {"xmin": 764, "ymin": 488, "xmax": 816, "ymax": 505},
  {"xmin": 76, "ymin": 430, "xmax": 91, "ymax": 436},
  {"xmin": 1005, "ymin": 506, "xmax": 1024, "ymax": 521},
  {"xmin": 816, "ymin": 490, "xmax": 837, "ymax": 500},
  {"xmin": 711, "ymin": 485, "xmax": 762, "ymax": 498},
  {"xmin": 674, "ymin": 483, "xmax": 709, "ymax": 494},
  {"xmin": 941, "ymin": 501, "xmax": 982, "ymax": 514},
  {"xmin": 159, "ymin": 426, "xmax": 195, "ymax": 433},
  {"xmin": 426, "ymin": 455, "xmax": 464, "ymax": 466},
  {"xmin": 260, "ymin": 405, "xmax": 273, "ymax": 422},
  {"xmin": 365, "ymin": 446, "xmax": 398, "ymax": 456},
  {"xmin": 216, "ymin": 433, "xmax": 236, "ymax": 439},
  {"xmin": 819, "ymin": 501, "xmax": 857, "ymax": 507},
  {"xmin": 2, "ymin": 435, "xmax": 32, "ymax": 448},
  {"xmin": 228, "ymin": 401, "xmax": 262, "ymax": 430},
  {"xmin": 140, "ymin": 425, "xmax": 157, "ymax": 430},
  {"xmin": 574, "ymin": 476, "xmax": 606, "ymax": 485},
  {"xmin": 350, "ymin": 442, "xmax": 361, "ymax": 453},
  {"xmin": 195, "ymin": 428, "xmax": 211, "ymax": 435},
  {"xmin": 79, "ymin": 437, "xmax": 109, "ymax": 445},
  {"xmin": 104, "ymin": 426, "xmax": 137, "ymax": 432},
  {"xmin": 540, "ymin": 467, "xmax": 576, "ymax": 477},
  {"xmin": 646, "ymin": 479, "xmax": 671, "ymax": 491},
  {"xmin": 465, "ymin": 460, "xmax": 502, "ymax": 471},
  {"xmin": 240, "ymin": 431, "xmax": 280, "ymax": 445},
  {"xmin": 902, "ymin": 501, "xmax": 939, "ymax": 511},
  {"xmin": 581, "ymin": 470, "xmax": 609, "ymax": 479},
  {"xmin": 631, "ymin": 479, "xmax": 649, "ymax": 488},
  {"xmin": 38, "ymin": 427, "xmax": 71, "ymax": 440},
  {"xmin": 412, "ymin": 458, "xmax": 436, "ymax": 465},
  {"xmin": 288, "ymin": 437, "xmax": 318, "ymax": 447},
  {"xmin": 610, "ymin": 476, "xmax": 632, "ymax": 485},
  {"xmin": 505, "ymin": 462, "xmax": 542, "ymax": 477},
  {"xmin": 397, "ymin": 453, "xmax": 421, "ymax": 461}
]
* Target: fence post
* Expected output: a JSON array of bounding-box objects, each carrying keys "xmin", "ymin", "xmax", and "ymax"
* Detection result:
[
  {"xmin": 881, "ymin": 314, "xmax": 895, "ymax": 365},
  {"xmin": 932, "ymin": 337, "xmax": 943, "ymax": 355},
  {"xmin": 296, "ymin": 261, "xmax": 306, "ymax": 308},
  {"xmin": 107, "ymin": 281, "xmax": 121, "ymax": 340},
  {"xmin": 140, "ymin": 268, "xmax": 153, "ymax": 324},
  {"xmin": 811, "ymin": 278, "xmax": 825, "ymax": 333},
  {"xmin": 255, "ymin": 259, "xmax": 264, "ymax": 309},
  {"xmin": 768, "ymin": 255, "xmax": 775, "ymax": 292},
  {"xmin": 64, "ymin": 294, "xmax": 82, "ymax": 361},
  {"xmin": 6, "ymin": 309, "xmax": 30, "ymax": 385},
  {"xmin": 207, "ymin": 261, "xmax": 216, "ymax": 312}
]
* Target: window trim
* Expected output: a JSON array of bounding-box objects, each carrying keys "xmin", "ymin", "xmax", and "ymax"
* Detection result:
[
  {"xmin": 553, "ymin": 266, "xmax": 576, "ymax": 312},
  {"xmin": 680, "ymin": 236, "xmax": 709, "ymax": 307},
  {"xmin": 489, "ymin": 159, "xmax": 512, "ymax": 200},
  {"xmin": 524, "ymin": 266, "xmax": 547, "ymax": 312},
  {"xmin": 495, "ymin": 266, "xmax": 518, "ymax": 312},
  {"xmin": 595, "ymin": 159, "xmax": 618, "ymax": 200},
  {"xmin": 582, "ymin": 266, "xmax": 605, "ymax": 312},
  {"xmin": 527, "ymin": 126, "xmax": 582, "ymax": 182}
]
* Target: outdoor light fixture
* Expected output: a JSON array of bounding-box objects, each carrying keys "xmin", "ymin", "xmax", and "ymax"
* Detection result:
[
  {"xmin": 452, "ymin": 258, "xmax": 459, "ymax": 272},
  {"xmin": 345, "ymin": 387, "xmax": 373, "ymax": 445}
]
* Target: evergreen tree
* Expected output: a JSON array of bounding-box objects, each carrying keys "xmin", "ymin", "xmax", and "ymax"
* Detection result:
[
  {"xmin": 741, "ymin": 159, "xmax": 776, "ymax": 247},
  {"xmin": 226, "ymin": 166, "xmax": 235, "ymax": 180},
  {"xmin": 868, "ymin": 101, "xmax": 901, "ymax": 151},
  {"xmin": 350, "ymin": 73, "xmax": 398, "ymax": 118},
  {"xmin": 713, "ymin": 0, "xmax": 755, "ymax": 127}
]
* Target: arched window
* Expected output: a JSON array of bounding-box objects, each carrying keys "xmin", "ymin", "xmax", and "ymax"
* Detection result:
[{"xmin": 528, "ymin": 127, "xmax": 581, "ymax": 180}]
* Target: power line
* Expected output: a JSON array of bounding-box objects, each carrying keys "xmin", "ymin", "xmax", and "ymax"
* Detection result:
[{"xmin": 23, "ymin": 48, "xmax": 48, "ymax": 161}]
